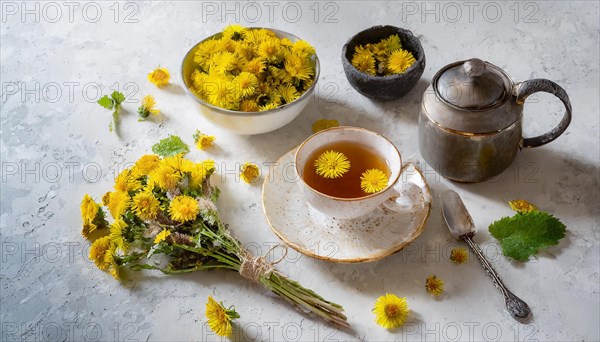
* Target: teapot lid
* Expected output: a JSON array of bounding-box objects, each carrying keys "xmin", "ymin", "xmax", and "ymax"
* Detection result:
[{"xmin": 434, "ymin": 58, "xmax": 511, "ymax": 110}]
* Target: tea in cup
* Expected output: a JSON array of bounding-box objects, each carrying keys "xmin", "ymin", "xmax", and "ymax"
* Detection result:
[{"xmin": 295, "ymin": 126, "xmax": 416, "ymax": 219}]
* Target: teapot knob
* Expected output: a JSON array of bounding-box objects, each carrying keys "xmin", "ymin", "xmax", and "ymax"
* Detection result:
[{"xmin": 463, "ymin": 58, "xmax": 486, "ymax": 77}]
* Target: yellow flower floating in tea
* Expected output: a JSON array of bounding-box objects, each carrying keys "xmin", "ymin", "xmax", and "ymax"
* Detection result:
[
  {"xmin": 360, "ymin": 169, "xmax": 389, "ymax": 194},
  {"xmin": 193, "ymin": 130, "xmax": 216, "ymax": 150},
  {"xmin": 351, "ymin": 34, "xmax": 416, "ymax": 76},
  {"xmin": 240, "ymin": 162, "xmax": 261, "ymax": 183},
  {"xmin": 373, "ymin": 293, "xmax": 409, "ymax": 329},
  {"xmin": 137, "ymin": 95, "xmax": 159, "ymax": 119},
  {"xmin": 312, "ymin": 119, "xmax": 340, "ymax": 133},
  {"xmin": 205, "ymin": 296, "xmax": 240, "ymax": 337},
  {"xmin": 189, "ymin": 25, "xmax": 316, "ymax": 111},
  {"xmin": 148, "ymin": 67, "xmax": 170, "ymax": 87},
  {"xmin": 450, "ymin": 247, "xmax": 469, "ymax": 264},
  {"xmin": 425, "ymin": 275, "xmax": 444, "ymax": 297},
  {"xmin": 314, "ymin": 150, "xmax": 351, "ymax": 179}
]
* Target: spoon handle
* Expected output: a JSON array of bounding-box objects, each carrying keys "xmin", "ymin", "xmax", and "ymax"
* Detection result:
[{"xmin": 463, "ymin": 236, "xmax": 531, "ymax": 321}]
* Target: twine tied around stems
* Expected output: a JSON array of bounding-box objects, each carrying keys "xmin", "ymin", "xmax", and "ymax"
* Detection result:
[{"xmin": 239, "ymin": 244, "xmax": 288, "ymax": 283}]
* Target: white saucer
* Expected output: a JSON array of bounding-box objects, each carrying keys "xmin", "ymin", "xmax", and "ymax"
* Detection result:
[{"xmin": 262, "ymin": 149, "xmax": 432, "ymax": 263}]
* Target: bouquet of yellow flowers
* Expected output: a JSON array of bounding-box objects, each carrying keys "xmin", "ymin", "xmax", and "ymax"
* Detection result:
[
  {"xmin": 189, "ymin": 25, "xmax": 317, "ymax": 112},
  {"xmin": 80, "ymin": 153, "xmax": 348, "ymax": 327}
]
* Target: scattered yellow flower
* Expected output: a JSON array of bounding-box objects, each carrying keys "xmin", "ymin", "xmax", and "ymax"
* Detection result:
[
  {"xmin": 450, "ymin": 247, "xmax": 469, "ymax": 264},
  {"xmin": 169, "ymin": 195, "xmax": 199, "ymax": 222},
  {"xmin": 387, "ymin": 49, "xmax": 416, "ymax": 74},
  {"xmin": 240, "ymin": 162, "xmax": 260, "ymax": 183},
  {"xmin": 314, "ymin": 150, "xmax": 350, "ymax": 179},
  {"xmin": 425, "ymin": 275, "xmax": 444, "ymax": 296},
  {"xmin": 193, "ymin": 130, "xmax": 216, "ymax": 150},
  {"xmin": 373, "ymin": 293, "xmax": 409, "ymax": 329},
  {"xmin": 205, "ymin": 296, "xmax": 240, "ymax": 337},
  {"xmin": 132, "ymin": 191, "xmax": 161, "ymax": 220},
  {"xmin": 154, "ymin": 229, "xmax": 171, "ymax": 244},
  {"xmin": 360, "ymin": 169, "xmax": 389, "ymax": 194},
  {"xmin": 312, "ymin": 119, "xmax": 339, "ymax": 133},
  {"xmin": 137, "ymin": 95, "xmax": 160, "ymax": 119},
  {"xmin": 148, "ymin": 67, "xmax": 170, "ymax": 87},
  {"xmin": 509, "ymin": 200, "xmax": 538, "ymax": 214},
  {"xmin": 109, "ymin": 219, "xmax": 128, "ymax": 252},
  {"xmin": 107, "ymin": 191, "xmax": 130, "ymax": 219},
  {"xmin": 134, "ymin": 154, "xmax": 160, "ymax": 175}
]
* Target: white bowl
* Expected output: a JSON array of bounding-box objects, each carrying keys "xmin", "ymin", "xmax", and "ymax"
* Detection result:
[{"xmin": 181, "ymin": 28, "xmax": 320, "ymax": 135}]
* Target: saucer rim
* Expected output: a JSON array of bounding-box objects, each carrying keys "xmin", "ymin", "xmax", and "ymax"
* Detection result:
[{"xmin": 261, "ymin": 148, "xmax": 432, "ymax": 263}]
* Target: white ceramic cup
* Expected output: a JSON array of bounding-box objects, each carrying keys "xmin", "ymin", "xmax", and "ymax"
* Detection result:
[{"xmin": 295, "ymin": 126, "xmax": 416, "ymax": 220}]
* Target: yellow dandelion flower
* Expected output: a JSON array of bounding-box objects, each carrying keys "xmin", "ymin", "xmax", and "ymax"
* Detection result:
[
  {"xmin": 277, "ymin": 84, "xmax": 299, "ymax": 104},
  {"xmin": 360, "ymin": 169, "xmax": 389, "ymax": 194},
  {"xmin": 137, "ymin": 95, "xmax": 160, "ymax": 119},
  {"xmin": 284, "ymin": 53, "xmax": 313, "ymax": 81},
  {"xmin": 109, "ymin": 219, "xmax": 128, "ymax": 252},
  {"xmin": 169, "ymin": 195, "xmax": 199, "ymax": 222},
  {"xmin": 233, "ymin": 72, "xmax": 259, "ymax": 98},
  {"xmin": 314, "ymin": 150, "xmax": 351, "ymax": 179},
  {"xmin": 194, "ymin": 39, "xmax": 220, "ymax": 68},
  {"xmin": 206, "ymin": 296, "xmax": 240, "ymax": 337},
  {"xmin": 193, "ymin": 130, "xmax": 216, "ymax": 150},
  {"xmin": 148, "ymin": 164, "xmax": 181, "ymax": 191},
  {"xmin": 243, "ymin": 57, "xmax": 266, "ymax": 75},
  {"xmin": 134, "ymin": 155, "xmax": 160, "ymax": 175},
  {"xmin": 258, "ymin": 101, "xmax": 279, "ymax": 112},
  {"xmin": 373, "ymin": 293, "xmax": 409, "ymax": 329},
  {"xmin": 257, "ymin": 39, "xmax": 281, "ymax": 62},
  {"xmin": 206, "ymin": 79, "xmax": 239, "ymax": 110},
  {"xmin": 132, "ymin": 191, "xmax": 161, "ymax": 221},
  {"xmin": 311, "ymin": 119, "xmax": 339, "ymax": 133},
  {"xmin": 114, "ymin": 168, "xmax": 142, "ymax": 193},
  {"xmin": 450, "ymin": 247, "xmax": 469, "ymax": 264},
  {"xmin": 382, "ymin": 34, "xmax": 402, "ymax": 54},
  {"xmin": 292, "ymin": 40, "xmax": 316, "ymax": 58},
  {"xmin": 240, "ymin": 162, "xmax": 260, "ymax": 183},
  {"xmin": 425, "ymin": 275, "xmax": 444, "ymax": 296},
  {"xmin": 102, "ymin": 191, "xmax": 111, "ymax": 206},
  {"xmin": 387, "ymin": 49, "xmax": 416, "ymax": 74},
  {"xmin": 154, "ymin": 229, "xmax": 171, "ymax": 244},
  {"xmin": 222, "ymin": 24, "xmax": 248, "ymax": 41},
  {"xmin": 107, "ymin": 191, "xmax": 130, "ymax": 219},
  {"xmin": 188, "ymin": 161, "xmax": 213, "ymax": 190},
  {"xmin": 162, "ymin": 153, "xmax": 193, "ymax": 173},
  {"xmin": 351, "ymin": 48, "xmax": 376, "ymax": 75},
  {"xmin": 239, "ymin": 99, "xmax": 259, "ymax": 112},
  {"xmin": 148, "ymin": 67, "xmax": 170, "ymax": 87},
  {"xmin": 109, "ymin": 265, "xmax": 120, "ymax": 281},
  {"xmin": 211, "ymin": 51, "xmax": 237, "ymax": 74},
  {"xmin": 508, "ymin": 200, "xmax": 538, "ymax": 214},
  {"xmin": 218, "ymin": 38, "xmax": 238, "ymax": 54},
  {"xmin": 89, "ymin": 236, "xmax": 114, "ymax": 271},
  {"xmin": 81, "ymin": 194, "xmax": 103, "ymax": 238}
]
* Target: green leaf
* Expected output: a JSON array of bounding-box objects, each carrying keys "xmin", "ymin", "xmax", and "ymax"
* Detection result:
[
  {"xmin": 111, "ymin": 91, "xmax": 126, "ymax": 105},
  {"xmin": 151, "ymin": 135, "xmax": 190, "ymax": 157},
  {"xmin": 489, "ymin": 211, "xmax": 566, "ymax": 261},
  {"xmin": 97, "ymin": 95, "xmax": 114, "ymax": 110}
]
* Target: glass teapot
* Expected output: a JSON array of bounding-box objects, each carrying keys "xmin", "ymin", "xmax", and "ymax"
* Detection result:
[{"xmin": 418, "ymin": 58, "xmax": 572, "ymax": 182}]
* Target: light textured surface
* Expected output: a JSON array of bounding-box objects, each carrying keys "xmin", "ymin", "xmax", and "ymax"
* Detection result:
[{"xmin": 1, "ymin": 1, "xmax": 599, "ymax": 341}]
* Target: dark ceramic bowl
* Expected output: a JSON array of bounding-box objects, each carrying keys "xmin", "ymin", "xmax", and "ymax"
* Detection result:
[{"xmin": 342, "ymin": 25, "xmax": 426, "ymax": 101}]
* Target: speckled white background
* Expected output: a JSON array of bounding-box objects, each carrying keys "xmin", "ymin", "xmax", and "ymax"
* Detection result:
[{"xmin": 1, "ymin": 1, "xmax": 598, "ymax": 341}]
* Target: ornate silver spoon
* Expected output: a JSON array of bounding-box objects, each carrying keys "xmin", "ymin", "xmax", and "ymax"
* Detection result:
[{"xmin": 441, "ymin": 190, "xmax": 531, "ymax": 322}]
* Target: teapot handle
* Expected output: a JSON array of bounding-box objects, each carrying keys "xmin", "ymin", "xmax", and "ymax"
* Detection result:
[{"xmin": 515, "ymin": 79, "xmax": 572, "ymax": 148}]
